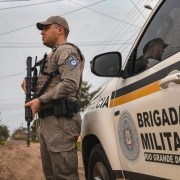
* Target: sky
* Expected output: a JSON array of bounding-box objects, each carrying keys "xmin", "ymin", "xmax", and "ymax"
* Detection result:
[{"xmin": 0, "ymin": 0, "xmax": 159, "ymax": 134}]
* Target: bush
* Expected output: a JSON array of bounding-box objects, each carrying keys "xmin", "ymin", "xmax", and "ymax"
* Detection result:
[{"xmin": 0, "ymin": 141, "xmax": 5, "ymax": 145}]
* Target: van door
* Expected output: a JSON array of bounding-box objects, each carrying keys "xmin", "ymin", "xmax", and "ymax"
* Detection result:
[{"xmin": 113, "ymin": 0, "xmax": 180, "ymax": 179}]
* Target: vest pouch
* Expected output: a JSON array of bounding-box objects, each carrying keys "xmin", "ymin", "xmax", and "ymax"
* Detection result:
[
  {"xmin": 52, "ymin": 99, "xmax": 68, "ymax": 117},
  {"xmin": 66, "ymin": 100, "xmax": 74, "ymax": 118}
]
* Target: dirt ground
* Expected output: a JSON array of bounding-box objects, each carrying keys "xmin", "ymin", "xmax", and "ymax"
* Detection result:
[{"xmin": 0, "ymin": 140, "xmax": 85, "ymax": 180}]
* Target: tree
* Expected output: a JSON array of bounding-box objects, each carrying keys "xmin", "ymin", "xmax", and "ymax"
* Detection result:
[
  {"xmin": 0, "ymin": 121, "xmax": 10, "ymax": 141},
  {"xmin": 11, "ymin": 126, "xmax": 26, "ymax": 140},
  {"xmin": 79, "ymin": 81, "xmax": 101, "ymax": 112}
]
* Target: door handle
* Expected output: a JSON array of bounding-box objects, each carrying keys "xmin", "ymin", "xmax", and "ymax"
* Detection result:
[{"xmin": 159, "ymin": 70, "xmax": 180, "ymax": 89}]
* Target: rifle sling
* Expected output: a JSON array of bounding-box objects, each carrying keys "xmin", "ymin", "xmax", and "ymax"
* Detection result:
[{"xmin": 37, "ymin": 70, "xmax": 59, "ymax": 97}]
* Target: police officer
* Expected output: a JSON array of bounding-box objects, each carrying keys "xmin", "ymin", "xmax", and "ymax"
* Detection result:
[
  {"xmin": 21, "ymin": 16, "xmax": 85, "ymax": 180},
  {"xmin": 135, "ymin": 38, "xmax": 168, "ymax": 73}
]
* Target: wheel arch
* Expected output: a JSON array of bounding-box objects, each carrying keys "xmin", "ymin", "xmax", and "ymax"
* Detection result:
[{"xmin": 81, "ymin": 134, "xmax": 100, "ymax": 180}]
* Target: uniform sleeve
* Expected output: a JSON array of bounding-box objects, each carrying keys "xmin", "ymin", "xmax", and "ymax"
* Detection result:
[{"xmin": 39, "ymin": 49, "xmax": 81, "ymax": 103}]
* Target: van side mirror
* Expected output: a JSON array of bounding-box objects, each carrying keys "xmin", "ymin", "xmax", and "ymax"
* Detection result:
[{"xmin": 90, "ymin": 52, "xmax": 122, "ymax": 77}]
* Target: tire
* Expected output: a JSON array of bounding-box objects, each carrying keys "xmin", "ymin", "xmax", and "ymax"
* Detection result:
[{"xmin": 88, "ymin": 144, "xmax": 116, "ymax": 180}]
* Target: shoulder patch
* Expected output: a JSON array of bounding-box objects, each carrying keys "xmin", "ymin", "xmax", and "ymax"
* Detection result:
[
  {"xmin": 60, "ymin": 52, "xmax": 69, "ymax": 60},
  {"xmin": 68, "ymin": 57, "xmax": 78, "ymax": 66}
]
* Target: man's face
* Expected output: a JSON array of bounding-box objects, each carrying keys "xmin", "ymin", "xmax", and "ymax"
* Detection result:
[{"xmin": 41, "ymin": 24, "xmax": 59, "ymax": 48}]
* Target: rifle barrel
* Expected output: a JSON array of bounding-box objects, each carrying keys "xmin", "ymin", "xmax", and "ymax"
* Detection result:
[{"xmin": 25, "ymin": 57, "xmax": 33, "ymax": 147}]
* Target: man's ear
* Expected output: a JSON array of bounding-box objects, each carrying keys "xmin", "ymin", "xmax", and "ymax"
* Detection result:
[
  {"xmin": 152, "ymin": 44, "xmax": 158, "ymax": 51},
  {"xmin": 57, "ymin": 26, "xmax": 63, "ymax": 35}
]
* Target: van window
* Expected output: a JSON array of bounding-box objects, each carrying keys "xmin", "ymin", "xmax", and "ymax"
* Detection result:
[{"xmin": 134, "ymin": 0, "xmax": 180, "ymax": 74}]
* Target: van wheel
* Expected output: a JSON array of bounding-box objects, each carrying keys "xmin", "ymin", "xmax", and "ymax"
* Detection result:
[{"xmin": 88, "ymin": 144, "xmax": 115, "ymax": 180}]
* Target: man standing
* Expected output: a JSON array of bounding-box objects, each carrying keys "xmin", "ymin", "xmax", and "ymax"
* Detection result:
[{"xmin": 21, "ymin": 16, "xmax": 85, "ymax": 180}]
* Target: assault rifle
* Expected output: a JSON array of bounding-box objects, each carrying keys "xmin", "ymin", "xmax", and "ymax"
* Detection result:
[{"xmin": 25, "ymin": 56, "xmax": 38, "ymax": 147}]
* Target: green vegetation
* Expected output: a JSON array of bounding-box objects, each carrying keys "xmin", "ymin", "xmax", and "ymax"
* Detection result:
[
  {"xmin": 0, "ymin": 141, "xmax": 5, "ymax": 145},
  {"xmin": 30, "ymin": 140, "xmax": 40, "ymax": 143},
  {"xmin": 11, "ymin": 127, "xmax": 27, "ymax": 140},
  {"xmin": 0, "ymin": 120, "xmax": 10, "ymax": 144},
  {"xmin": 76, "ymin": 142, "xmax": 81, "ymax": 151},
  {"xmin": 30, "ymin": 118, "xmax": 40, "ymax": 141},
  {"xmin": 11, "ymin": 119, "xmax": 40, "ymax": 142},
  {"xmin": 79, "ymin": 81, "xmax": 101, "ymax": 112}
]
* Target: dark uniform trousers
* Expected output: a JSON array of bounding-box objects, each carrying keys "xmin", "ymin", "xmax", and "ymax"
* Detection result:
[{"xmin": 39, "ymin": 112, "xmax": 82, "ymax": 180}]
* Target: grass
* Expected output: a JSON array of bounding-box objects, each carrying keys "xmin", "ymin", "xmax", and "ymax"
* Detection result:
[
  {"xmin": 0, "ymin": 141, "xmax": 5, "ymax": 145},
  {"xmin": 31, "ymin": 140, "xmax": 40, "ymax": 143},
  {"xmin": 76, "ymin": 142, "xmax": 81, "ymax": 151}
]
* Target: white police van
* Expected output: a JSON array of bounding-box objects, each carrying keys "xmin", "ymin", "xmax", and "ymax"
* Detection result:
[{"xmin": 81, "ymin": 0, "xmax": 180, "ymax": 180}]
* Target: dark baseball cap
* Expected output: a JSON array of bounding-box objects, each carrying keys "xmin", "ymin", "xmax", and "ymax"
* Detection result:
[
  {"xmin": 143, "ymin": 38, "xmax": 168, "ymax": 54},
  {"xmin": 36, "ymin": 16, "xmax": 69, "ymax": 32}
]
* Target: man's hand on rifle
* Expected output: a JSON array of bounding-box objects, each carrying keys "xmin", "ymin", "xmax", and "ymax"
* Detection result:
[
  {"xmin": 21, "ymin": 79, "xmax": 26, "ymax": 93},
  {"xmin": 24, "ymin": 99, "xmax": 41, "ymax": 120}
]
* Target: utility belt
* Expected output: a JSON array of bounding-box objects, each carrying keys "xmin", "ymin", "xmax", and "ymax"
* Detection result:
[{"xmin": 38, "ymin": 98, "xmax": 80, "ymax": 119}]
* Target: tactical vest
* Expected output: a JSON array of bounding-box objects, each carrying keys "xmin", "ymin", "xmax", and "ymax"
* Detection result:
[{"xmin": 34, "ymin": 43, "xmax": 84, "ymax": 108}]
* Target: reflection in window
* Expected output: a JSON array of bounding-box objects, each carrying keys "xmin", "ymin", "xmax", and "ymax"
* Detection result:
[{"xmin": 134, "ymin": 0, "xmax": 180, "ymax": 74}]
